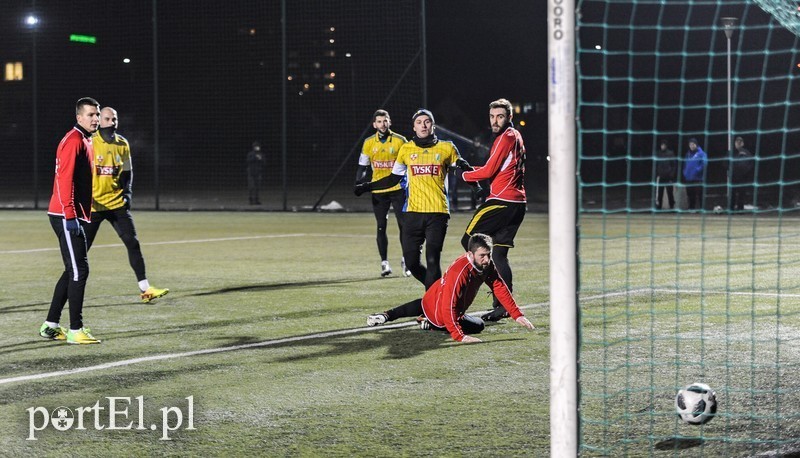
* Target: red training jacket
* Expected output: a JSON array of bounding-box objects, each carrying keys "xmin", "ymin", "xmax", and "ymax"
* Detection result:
[
  {"xmin": 462, "ymin": 126, "xmax": 526, "ymax": 203},
  {"xmin": 421, "ymin": 253, "xmax": 523, "ymax": 341},
  {"xmin": 47, "ymin": 126, "xmax": 95, "ymax": 221}
]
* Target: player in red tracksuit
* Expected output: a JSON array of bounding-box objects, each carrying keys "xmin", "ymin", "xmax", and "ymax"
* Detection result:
[
  {"xmin": 460, "ymin": 98, "xmax": 527, "ymax": 322},
  {"xmin": 39, "ymin": 97, "xmax": 102, "ymax": 344},
  {"xmin": 366, "ymin": 233, "xmax": 533, "ymax": 343}
]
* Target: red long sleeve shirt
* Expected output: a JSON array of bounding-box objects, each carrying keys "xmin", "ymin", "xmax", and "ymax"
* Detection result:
[
  {"xmin": 421, "ymin": 253, "xmax": 524, "ymax": 341},
  {"xmin": 47, "ymin": 126, "xmax": 95, "ymax": 221},
  {"xmin": 462, "ymin": 126, "xmax": 526, "ymax": 203}
]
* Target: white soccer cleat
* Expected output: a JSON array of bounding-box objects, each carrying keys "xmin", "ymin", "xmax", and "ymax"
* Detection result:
[
  {"xmin": 367, "ymin": 313, "xmax": 388, "ymax": 327},
  {"xmin": 380, "ymin": 260, "xmax": 392, "ymax": 277},
  {"xmin": 401, "ymin": 258, "xmax": 412, "ymax": 277}
]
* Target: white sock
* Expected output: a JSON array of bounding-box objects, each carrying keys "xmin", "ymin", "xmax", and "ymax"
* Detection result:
[
  {"xmin": 45, "ymin": 321, "xmax": 59, "ymax": 329},
  {"xmin": 138, "ymin": 280, "xmax": 150, "ymax": 292}
]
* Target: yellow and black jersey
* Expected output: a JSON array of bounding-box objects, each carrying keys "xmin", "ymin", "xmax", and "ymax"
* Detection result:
[
  {"xmin": 393, "ymin": 139, "xmax": 459, "ymax": 214},
  {"xmin": 358, "ymin": 130, "xmax": 407, "ymax": 194},
  {"xmin": 91, "ymin": 133, "xmax": 132, "ymax": 212}
]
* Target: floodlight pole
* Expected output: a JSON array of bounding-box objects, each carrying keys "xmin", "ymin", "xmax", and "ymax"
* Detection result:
[
  {"xmin": 722, "ymin": 17, "xmax": 737, "ymax": 211},
  {"xmin": 31, "ymin": 11, "xmax": 39, "ymax": 208}
]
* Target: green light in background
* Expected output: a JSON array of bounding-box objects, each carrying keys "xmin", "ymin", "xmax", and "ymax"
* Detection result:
[{"xmin": 69, "ymin": 34, "xmax": 96, "ymax": 44}]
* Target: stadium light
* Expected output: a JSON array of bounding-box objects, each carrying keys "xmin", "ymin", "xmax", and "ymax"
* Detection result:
[{"xmin": 721, "ymin": 17, "xmax": 737, "ymax": 211}]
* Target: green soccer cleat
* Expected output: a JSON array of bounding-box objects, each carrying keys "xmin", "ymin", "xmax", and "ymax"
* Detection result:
[
  {"xmin": 141, "ymin": 286, "xmax": 169, "ymax": 303},
  {"xmin": 39, "ymin": 322, "xmax": 66, "ymax": 341},
  {"xmin": 66, "ymin": 327, "xmax": 101, "ymax": 344}
]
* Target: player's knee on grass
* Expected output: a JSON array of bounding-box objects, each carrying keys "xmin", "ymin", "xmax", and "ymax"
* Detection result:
[{"xmin": 460, "ymin": 314, "xmax": 485, "ymax": 334}]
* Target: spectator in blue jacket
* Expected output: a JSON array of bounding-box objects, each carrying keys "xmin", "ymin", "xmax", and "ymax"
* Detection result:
[{"xmin": 682, "ymin": 137, "xmax": 707, "ymax": 210}]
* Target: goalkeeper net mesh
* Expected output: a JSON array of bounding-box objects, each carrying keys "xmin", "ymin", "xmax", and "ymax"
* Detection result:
[{"xmin": 576, "ymin": 0, "xmax": 800, "ymax": 455}]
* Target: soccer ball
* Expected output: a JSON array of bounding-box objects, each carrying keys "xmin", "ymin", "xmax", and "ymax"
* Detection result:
[{"xmin": 675, "ymin": 382, "xmax": 717, "ymax": 425}]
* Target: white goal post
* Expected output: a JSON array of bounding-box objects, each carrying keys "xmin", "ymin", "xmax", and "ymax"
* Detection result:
[{"xmin": 548, "ymin": 0, "xmax": 578, "ymax": 456}]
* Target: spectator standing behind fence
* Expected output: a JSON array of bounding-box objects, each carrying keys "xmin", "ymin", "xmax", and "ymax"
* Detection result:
[
  {"xmin": 729, "ymin": 136, "xmax": 755, "ymax": 212},
  {"xmin": 247, "ymin": 141, "xmax": 264, "ymax": 205},
  {"xmin": 682, "ymin": 137, "xmax": 707, "ymax": 211},
  {"xmin": 654, "ymin": 139, "xmax": 677, "ymax": 210}
]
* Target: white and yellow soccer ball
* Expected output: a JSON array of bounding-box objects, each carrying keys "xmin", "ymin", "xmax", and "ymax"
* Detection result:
[{"xmin": 675, "ymin": 382, "xmax": 718, "ymax": 425}]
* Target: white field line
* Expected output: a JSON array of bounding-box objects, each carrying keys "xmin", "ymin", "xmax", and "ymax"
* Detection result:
[
  {"xmin": 0, "ymin": 234, "xmax": 309, "ymax": 254},
  {"xmin": 582, "ymin": 288, "xmax": 800, "ymax": 300},
  {"xmin": 1, "ymin": 287, "xmax": 796, "ymax": 386},
  {"xmin": 0, "ymin": 300, "xmax": 552, "ymax": 387},
  {"xmin": 0, "ymin": 234, "xmax": 549, "ymax": 255},
  {"xmin": 3, "ymin": 234, "xmax": 790, "ymax": 255}
]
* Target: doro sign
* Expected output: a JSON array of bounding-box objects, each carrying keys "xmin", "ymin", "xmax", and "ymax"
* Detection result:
[{"xmin": 552, "ymin": 0, "xmax": 565, "ymax": 40}]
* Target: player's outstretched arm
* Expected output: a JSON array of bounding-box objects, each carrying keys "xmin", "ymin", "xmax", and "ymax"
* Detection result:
[{"xmin": 355, "ymin": 172, "xmax": 402, "ymax": 196}]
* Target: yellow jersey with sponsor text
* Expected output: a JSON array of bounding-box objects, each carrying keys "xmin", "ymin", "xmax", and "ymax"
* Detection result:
[
  {"xmin": 91, "ymin": 132, "xmax": 132, "ymax": 212},
  {"xmin": 394, "ymin": 139, "xmax": 459, "ymax": 214},
  {"xmin": 359, "ymin": 130, "xmax": 407, "ymax": 194}
]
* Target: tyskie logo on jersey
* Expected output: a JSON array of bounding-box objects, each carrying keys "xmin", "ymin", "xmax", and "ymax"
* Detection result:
[
  {"xmin": 372, "ymin": 160, "xmax": 395, "ymax": 169},
  {"xmin": 410, "ymin": 164, "xmax": 440, "ymax": 176},
  {"xmin": 96, "ymin": 165, "xmax": 120, "ymax": 176}
]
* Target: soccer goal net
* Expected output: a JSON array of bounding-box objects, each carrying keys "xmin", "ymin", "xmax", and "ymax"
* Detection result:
[{"xmin": 554, "ymin": 0, "xmax": 800, "ymax": 455}]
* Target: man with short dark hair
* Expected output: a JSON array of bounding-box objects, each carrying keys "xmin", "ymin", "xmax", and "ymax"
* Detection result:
[
  {"xmin": 40, "ymin": 97, "xmax": 102, "ymax": 344},
  {"xmin": 366, "ymin": 233, "xmax": 534, "ymax": 343},
  {"xmin": 460, "ymin": 98, "xmax": 527, "ymax": 321},
  {"xmin": 356, "ymin": 109, "xmax": 473, "ymax": 289},
  {"xmin": 355, "ymin": 109, "xmax": 409, "ymax": 277}
]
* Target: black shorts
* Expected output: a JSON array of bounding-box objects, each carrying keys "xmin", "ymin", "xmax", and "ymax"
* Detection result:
[
  {"xmin": 372, "ymin": 189, "xmax": 406, "ymax": 220},
  {"xmin": 464, "ymin": 200, "xmax": 526, "ymax": 248},
  {"xmin": 402, "ymin": 212, "xmax": 449, "ymax": 251}
]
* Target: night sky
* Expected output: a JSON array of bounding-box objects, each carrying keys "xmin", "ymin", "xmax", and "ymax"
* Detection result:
[
  {"xmin": 427, "ymin": 0, "xmax": 546, "ymax": 130},
  {"xmin": 0, "ymin": 0, "xmax": 548, "ymax": 205}
]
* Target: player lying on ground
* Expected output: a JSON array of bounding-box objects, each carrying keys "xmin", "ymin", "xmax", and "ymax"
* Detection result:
[{"xmin": 366, "ymin": 233, "xmax": 534, "ymax": 343}]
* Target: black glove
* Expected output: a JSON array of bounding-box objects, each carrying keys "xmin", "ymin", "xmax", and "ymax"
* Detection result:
[
  {"xmin": 475, "ymin": 186, "xmax": 490, "ymax": 199},
  {"xmin": 122, "ymin": 195, "xmax": 131, "ymax": 210},
  {"xmin": 354, "ymin": 182, "xmax": 372, "ymax": 197},
  {"xmin": 65, "ymin": 218, "xmax": 83, "ymax": 237},
  {"xmin": 455, "ymin": 157, "xmax": 474, "ymax": 172}
]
